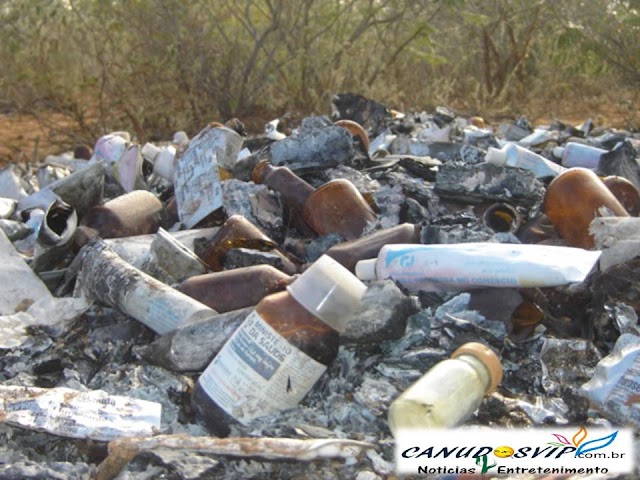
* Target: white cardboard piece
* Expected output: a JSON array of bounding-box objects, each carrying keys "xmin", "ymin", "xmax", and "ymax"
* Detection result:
[
  {"xmin": 0, "ymin": 385, "xmax": 162, "ymax": 441},
  {"xmin": 174, "ymin": 126, "xmax": 243, "ymax": 228}
]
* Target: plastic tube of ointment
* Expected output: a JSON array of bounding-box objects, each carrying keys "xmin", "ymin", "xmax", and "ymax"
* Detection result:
[{"xmin": 355, "ymin": 243, "xmax": 601, "ymax": 292}]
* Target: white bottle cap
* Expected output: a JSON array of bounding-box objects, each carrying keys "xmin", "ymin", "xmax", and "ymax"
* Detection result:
[
  {"xmin": 173, "ymin": 131, "xmax": 189, "ymax": 146},
  {"xmin": 141, "ymin": 143, "xmax": 161, "ymax": 161},
  {"xmin": 553, "ymin": 146, "xmax": 564, "ymax": 159},
  {"xmin": 354, "ymin": 258, "xmax": 377, "ymax": 281},
  {"xmin": 485, "ymin": 147, "xmax": 506, "ymax": 166},
  {"xmin": 287, "ymin": 255, "xmax": 366, "ymax": 332}
]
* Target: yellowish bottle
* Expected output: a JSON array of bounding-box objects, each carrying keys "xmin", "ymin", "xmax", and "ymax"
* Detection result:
[{"xmin": 388, "ymin": 342, "xmax": 502, "ymax": 435}]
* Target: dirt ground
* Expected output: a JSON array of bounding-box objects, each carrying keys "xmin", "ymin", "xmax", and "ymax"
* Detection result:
[
  {"xmin": 0, "ymin": 100, "xmax": 635, "ymax": 168},
  {"xmin": 0, "ymin": 111, "xmax": 79, "ymax": 166}
]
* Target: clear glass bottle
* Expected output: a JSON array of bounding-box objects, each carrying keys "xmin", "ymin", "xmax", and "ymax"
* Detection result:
[
  {"xmin": 176, "ymin": 264, "xmax": 294, "ymax": 313},
  {"xmin": 388, "ymin": 342, "xmax": 502, "ymax": 435},
  {"xmin": 544, "ymin": 167, "xmax": 630, "ymax": 249},
  {"xmin": 191, "ymin": 255, "xmax": 366, "ymax": 436}
]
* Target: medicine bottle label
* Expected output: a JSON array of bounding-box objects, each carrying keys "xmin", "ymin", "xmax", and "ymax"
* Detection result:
[
  {"xmin": 604, "ymin": 353, "xmax": 640, "ymax": 425},
  {"xmin": 198, "ymin": 310, "xmax": 327, "ymax": 423}
]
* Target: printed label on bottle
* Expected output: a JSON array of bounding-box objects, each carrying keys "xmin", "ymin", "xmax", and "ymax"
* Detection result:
[
  {"xmin": 198, "ymin": 310, "xmax": 327, "ymax": 423},
  {"xmin": 603, "ymin": 352, "xmax": 640, "ymax": 426}
]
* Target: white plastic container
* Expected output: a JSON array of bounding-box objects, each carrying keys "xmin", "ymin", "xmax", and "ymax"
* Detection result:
[
  {"xmin": 355, "ymin": 243, "xmax": 601, "ymax": 292},
  {"xmin": 142, "ymin": 143, "xmax": 177, "ymax": 183},
  {"xmin": 580, "ymin": 333, "xmax": 640, "ymax": 427},
  {"xmin": 486, "ymin": 143, "xmax": 566, "ymax": 178},
  {"xmin": 91, "ymin": 132, "xmax": 129, "ymax": 165},
  {"xmin": 554, "ymin": 142, "xmax": 608, "ymax": 170},
  {"xmin": 518, "ymin": 128, "xmax": 554, "ymax": 148},
  {"xmin": 388, "ymin": 342, "xmax": 502, "ymax": 434}
]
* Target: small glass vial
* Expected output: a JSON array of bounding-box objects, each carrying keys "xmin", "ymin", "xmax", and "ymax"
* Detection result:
[
  {"xmin": 199, "ymin": 215, "xmax": 297, "ymax": 274},
  {"xmin": 176, "ymin": 264, "xmax": 294, "ymax": 313},
  {"xmin": 325, "ymin": 223, "xmax": 420, "ymax": 272},
  {"xmin": 544, "ymin": 167, "xmax": 630, "ymax": 249},
  {"xmin": 388, "ymin": 342, "xmax": 502, "ymax": 435},
  {"xmin": 191, "ymin": 255, "xmax": 366, "ymax": 436}
]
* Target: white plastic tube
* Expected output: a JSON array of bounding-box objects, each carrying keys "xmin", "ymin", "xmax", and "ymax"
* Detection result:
[
  {"xmin": 554, "ymin": 142, "xmax": 607, "ymax": 170},
  {"xmin": 355, "ymin": 243, "xmax": 601, "ymax": 292},
  {"xmin": 486, "ymin": 143, "xmax": 566, "ymax": 178}
]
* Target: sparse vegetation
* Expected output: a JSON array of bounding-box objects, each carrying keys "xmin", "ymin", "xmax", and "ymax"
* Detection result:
[{"xmin": 0, "ymin": 0, "xmax": 638, "ymax": 161}]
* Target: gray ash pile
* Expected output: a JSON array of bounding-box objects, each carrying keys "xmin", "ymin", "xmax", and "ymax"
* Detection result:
[{"xmin": 0, "ymin": 92, "xmax": 639, "ymax": 480}]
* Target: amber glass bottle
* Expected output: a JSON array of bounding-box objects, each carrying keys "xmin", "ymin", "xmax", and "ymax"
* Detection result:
[
  {"xmin": 602, "ymin": 176, "xmax": 640, "ymax": 216},
  {"xmin": 476, "ymin": 202, "xmax": 522, "ymax": 233},
  {"xmin": 191, "ymin": 255, "xmax": 366, "ymax": 437},
  {"xmin": 199, "ymin": 215, "xmax": 297, "ymax": 274},
  {"xmin": 76, "ymin": 190, "xmax": 163, "ymax": 249},
  {"xmin": 544, "ymin": 168, "xmax": 629, "ymax": 249},
  {"xmin": 325, "ymin": 223, "xmax": 420, "ymax": 272},
  {"xmin": 302, "ymin": 179, "xmax": 376, "ymax": 240},
  {"xmin": 334, "ymin": 119, "xmax": 370, "ymax": 152},
  {"xmin": 176, "ymin": 265, "xmax": 294, "ymax": 313},
  {"xmin": 252, "ymin": 160, "xmax": 315, "ymax": 212},
  {"xmin": 253, "ymin": 161, "xmax": 376, "ymax": 240}
]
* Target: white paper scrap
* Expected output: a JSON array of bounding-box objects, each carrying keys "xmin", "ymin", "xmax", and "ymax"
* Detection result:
[
  {"xmin": 0, "ymin": 386, "xmax": 162, "ymax": 441},
  {"xmin": 0, "ymin": 229, "xmax": 52, "ymax": 315},
  {"xmin": 174, "ymin": 126, "xmax": 243, "ymax": 228},
  {"xmin": 0, "ymin": 296, "xmax": 91, "ymax": 349}
]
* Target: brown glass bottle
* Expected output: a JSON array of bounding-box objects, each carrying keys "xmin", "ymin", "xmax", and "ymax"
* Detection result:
[
  {"xmin": 303, "ymin": 179, "xmax": 376, "ymax": 240},
  {"xmin": 474, "ymin": 202, "xmax": 522, "ymax": 234},
  {"xmin": 325, "ymin": 223, "xmax": 420, "ymax": 272},
  {"xmin": 544, "ymin": 167, "xmax": 630, "ymax": 249},
  {"xmin": 516, "ymin": 213, "xmax": 562, "ymax": 245},
  {"xmin": 602, "ymin": 176, "xmax": 640, "ymax": 216},
  {"xmin": 75, "ymin": 190, "xmax": 163, "ymax": 248},
  {"xmin": 191, "ymin": 255, "xmax": 366, "ymax": 437},
  {"xmin": 334, "ymin": 119, "xmax": 370, "ymax": 152},
  {"xmin": 199, "ymin": 214, "xmax": 297, "ymax": 274},
  {"xmin": 176, "ymin": 265, "xmax": 294, "ymax": 313},
  {"xmin": 253, "ymin": 161, "xmax": 376, "ymax": 239},
  {"xmin": 252, "ymin": 160, "xmax": 315, "ymax": 213}
]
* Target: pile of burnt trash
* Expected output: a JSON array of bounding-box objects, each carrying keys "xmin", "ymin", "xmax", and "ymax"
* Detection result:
[{"xmin": 1, "ymin": 93, "xmax": 639, "ymax": 479}]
